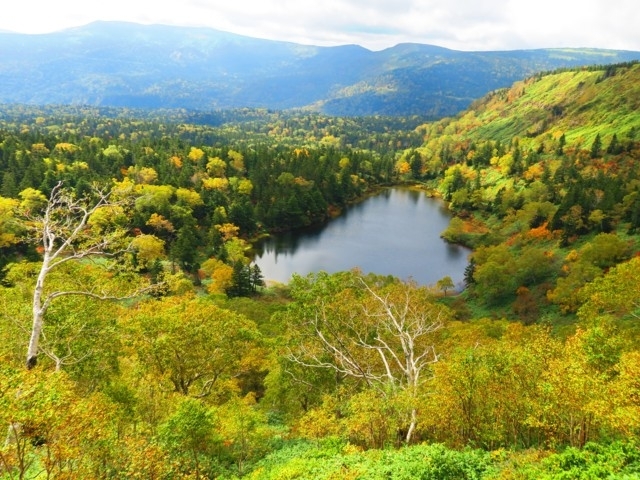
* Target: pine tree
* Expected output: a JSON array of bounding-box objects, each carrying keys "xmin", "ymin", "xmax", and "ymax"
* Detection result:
[{"xmin": 590, "ymin": 133, "xmax": 602, "ymax": 159}]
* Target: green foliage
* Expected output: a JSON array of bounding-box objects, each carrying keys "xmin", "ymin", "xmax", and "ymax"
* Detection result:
[
  {"xmin": 126, "ymin": 294, "xmax": 262, "ymax": 399},
  {"xmin": 158, "ymin": 397, "xmax": 224, "ymax": 478},
  {"xmin": 531, "ymin": 441, "xmax": 640, "ymax": 479},
  {"xmin": 245, "ymin": 440, "xmax": 492, "ymax": 480}
]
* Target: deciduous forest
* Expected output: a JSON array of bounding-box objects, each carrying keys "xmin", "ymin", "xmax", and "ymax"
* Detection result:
[{"xmin": 1, "ymin": 63, "xmax": 640, "ymax": 478}]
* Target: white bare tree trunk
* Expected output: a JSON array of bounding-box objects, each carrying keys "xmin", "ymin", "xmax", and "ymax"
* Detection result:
[
  {"xmin": 26, "ymin": 254, "xmax": 49, "ymax": 369},
  {"xmin": 21, "ymin": 181, "xmax": 156, "ymax": 370}
]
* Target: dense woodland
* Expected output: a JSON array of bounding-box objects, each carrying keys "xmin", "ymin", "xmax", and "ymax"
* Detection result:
[{"xmin": 1, "ymin": 63, "xmax": 640, "ymax": 479}]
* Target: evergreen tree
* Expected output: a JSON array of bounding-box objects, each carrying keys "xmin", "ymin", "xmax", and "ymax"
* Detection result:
[
  {"xmin": 228, "ymin": 199, "xmax": 258, "ymax": 236},
  {"xmin": 590, "ymin": 133, "xmax": 602, "ymax": 158},
  {"xmin": 606, "ymin": 133, "xmax": 622, "ymax": 155},
  {"xmin": 226, "ymin": 261, "xmax": 252, "ymax": 297},
  {"xmin": 250, "ymin": 264, "xmax": 265, "ymax": 292},
  {"xmin": 1, "ymin": 171, "xmax": 17, "ymax": 197},
  {"xmin": 170, "ymin": 217, "xmax": 200, "ymax": 272},
  {"xmin": 464, "ymin": 258, "xmax": 476, "ymax": 288},
  {"xmin": 556, "ymin": 133, "xmax": 566, "ymax": 155}
]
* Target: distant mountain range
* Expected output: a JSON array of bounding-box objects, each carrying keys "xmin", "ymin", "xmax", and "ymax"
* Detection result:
[{"xmin": 1, "ymin": 21, "xmax": 639, "ymax": 117}]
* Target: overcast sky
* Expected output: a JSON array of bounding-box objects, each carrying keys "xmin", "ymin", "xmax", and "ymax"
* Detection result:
[{"xmin": 2, "ymin": 0, "xmax": 639, "ymax": 52}]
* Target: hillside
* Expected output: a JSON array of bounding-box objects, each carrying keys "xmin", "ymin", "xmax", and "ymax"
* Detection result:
[
  {"xmin": 434, "ymin": 62, "xmax": 640, "ymax": 148},
  {"xmin": 405, "ymin": 62, "xmax": 640, "ymax": 318},
  {"xmin": 1, "ymin": 21, "xmax": 639, "ymax": 116}
]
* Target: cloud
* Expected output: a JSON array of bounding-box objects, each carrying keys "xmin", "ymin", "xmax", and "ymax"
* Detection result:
[{"xmin": 2, "ymin": 0, "xmax": 639, "ymax": 52}]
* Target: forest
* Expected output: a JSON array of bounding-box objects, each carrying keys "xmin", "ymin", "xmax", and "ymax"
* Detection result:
[{"xmin": 1, "ymin": 62, "xmax": 640, "ymax": 479}]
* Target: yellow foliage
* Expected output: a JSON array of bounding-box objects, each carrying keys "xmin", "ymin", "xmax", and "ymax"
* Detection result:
[
  {"xmin": 187, "ymin": 146, "xmax": 205, "ymax": 162},
  {"xmin": 0, "ymin": 196, "xmax": 20, "ymax": 248},
  {"xmin": 175, "ymin": 187, "xmax": 203, "ymax": 207},
  {"xmin": 134, "ymin": 184, "xmax": 175, "ymax": 210},
  {"xmin": 127, "ymin": 166, "xmax": 158, "ymax": 184},
  {"xmin": 206, "ymin": 156, "xmax": 227, "ymax": 177},
  {"xmin": 131, "ymin": 234, "xmax": 165, "ymax": 267},
  {"xmin": 202, "ymin": 177, "xmax": 229, "ymax": 191},
  {"xmin": 524, "ymin": 163, "xmax": 544, "ymax": 181},
  {"xmin": 209, "ymin": 262, "xmax": 234, "ymax": 294},
  {"xmin": 200, "ymin": 257, "xmax": 221, "ymax": 277},
  {"xmin": 396, "ymin": 160, "xmax": 410, "ymax": 174},
  {"xmin": 53, "ymin": 142, "xmax": 79, "ymax": 154},
  {"xmin": 294, "ymin": 396, "xmax": 344, "ymax": 439},
  {"xmin": 110, "ymin": 177, "xmax": 135, "ymax": 199},
  {"xmin": 30, "ymin": 143, "xmax": 50, "ymax": 155},
  {"xmin": 146, "ymin": 213, "xmax": 174, "ymax": 233},
  {"xmin": 216, "ymin": 223, "xmax": 240, "ymax": 241},
  {"xmin": 497, "ymin": 153, "xmax": 514, "ymax": 175},
  {"xmin": 565, "ymin": 250, "xmax": 579, "ymax": 262},
  {"xmin": 237, "ymin": 178, "xmax": 254, "ymax": 195},
  {"xmin": 18, "ymin": 187, "xmax": 47, "ymax": 212},
  {"xmin": 293, "ymin": 176, "xmax": 313, "ymax": 189},
  {"xmin": 608, "ymin": 351, "xmax": 640, "ymax": 435},
  {"xmin": 320, "ymin": 135, "xmax": 340, "ymax": 147},
  {"xmin": 88, "ymin": 204, "xmax": 126, "ymax": 232},
  {"xmin": 71, "ymin": 161, "xmax": 89, "ymax": 170}
]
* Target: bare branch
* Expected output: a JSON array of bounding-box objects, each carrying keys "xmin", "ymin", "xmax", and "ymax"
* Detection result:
[{"xmin": 23, "ymin": 181, "xmax": 157, "ymax": 370}]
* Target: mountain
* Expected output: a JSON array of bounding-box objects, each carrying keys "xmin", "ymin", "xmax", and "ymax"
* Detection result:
[{"xmin": 1, "ymin": 21, "xmax": 639, "ymax": 117}]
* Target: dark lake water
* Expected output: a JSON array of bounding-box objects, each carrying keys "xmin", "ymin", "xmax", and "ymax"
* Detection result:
[{"xmin": 253, "ymin": 188, "xmax": 471, "ymax": 288}]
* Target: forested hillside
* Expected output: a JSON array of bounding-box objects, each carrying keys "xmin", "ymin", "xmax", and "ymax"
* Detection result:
[
  {"xmin": 405, "ymin": 61, "xmax": 640, "ymax": 321},
  {"xmin": 1, "ymin": 63, "xmax": 640, "ymax": 479}
]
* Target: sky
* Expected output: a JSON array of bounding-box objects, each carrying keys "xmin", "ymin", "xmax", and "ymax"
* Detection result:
[{"xmin": 1, "ymin": 0, "xmax": 639, "ymax": 52}]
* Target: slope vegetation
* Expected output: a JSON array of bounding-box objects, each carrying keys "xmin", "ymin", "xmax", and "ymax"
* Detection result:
[{"xmin": 408, "ymin": 62, "xmax": 640, "ymax": 318}]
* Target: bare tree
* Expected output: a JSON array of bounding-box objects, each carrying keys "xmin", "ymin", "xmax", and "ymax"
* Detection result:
[
  {"xmin": 22, "ymin": 181, "xmax": 157, "ymax": 370},
  {"xmin": 286, "ymin": 272, "xmax": 449, "ymax": 443}
]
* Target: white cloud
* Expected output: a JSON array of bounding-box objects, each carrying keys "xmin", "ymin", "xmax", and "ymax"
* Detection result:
[{"xmin": 1, "ymin": 0, "xmax": 639, "ymax": 52}]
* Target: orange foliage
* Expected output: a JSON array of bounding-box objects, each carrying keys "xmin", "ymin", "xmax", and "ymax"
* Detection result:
[
  {"xmin": 527, "ymin": 222, "xmax": 552, "ymax": 240},
  {"xmin": 170, "ymin": 155, "xmax": 183, "ymax": 168},
  {"xmin": 216, "ymin": 223, "xmax": 240, "ymax": 241},
  {"xmin": 524, "ymin": 163, "xmax": 544, "ymax": 181},
  {"xmin": 460, "ymin": 218, "xmax": 489, "ymax": 234}
]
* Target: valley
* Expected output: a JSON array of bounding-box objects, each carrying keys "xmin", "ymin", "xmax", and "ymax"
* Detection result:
[{"xmin": 0, "ymin": 28, "xmax": 639, "ymax": 477}]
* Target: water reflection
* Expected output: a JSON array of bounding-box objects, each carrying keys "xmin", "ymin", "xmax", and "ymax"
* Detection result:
[{"xmin": 253, "ymin": 188, "xmax": 471, "ymax": 287}]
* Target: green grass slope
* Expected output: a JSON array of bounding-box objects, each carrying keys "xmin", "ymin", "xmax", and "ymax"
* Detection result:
[{"xmin": 438, "ymin": 62, "xmax": 640, "ymax": 149}]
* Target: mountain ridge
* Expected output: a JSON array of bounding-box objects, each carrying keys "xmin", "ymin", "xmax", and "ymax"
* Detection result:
[{"xmin": 1, "ymin": 21, "xmax": 639, "ymax": 116}]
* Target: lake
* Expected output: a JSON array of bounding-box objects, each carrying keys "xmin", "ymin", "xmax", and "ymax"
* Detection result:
[{"xmin": 252, "ymin": 187, "xmax": 471, "ymax": 288}]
